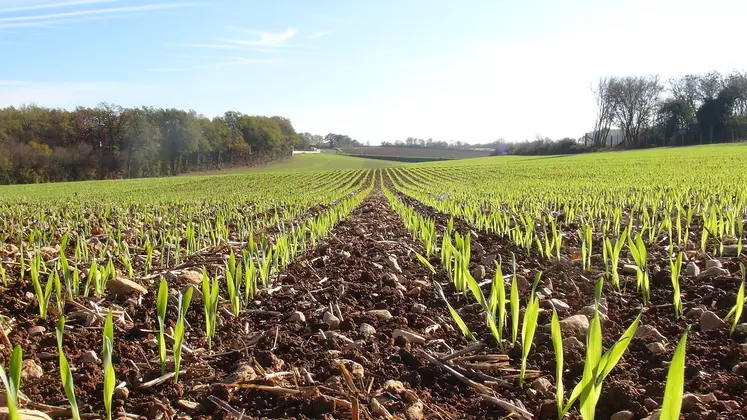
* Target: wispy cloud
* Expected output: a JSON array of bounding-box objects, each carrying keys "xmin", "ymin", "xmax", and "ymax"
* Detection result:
[
  {"xmin": 223, "ymin": 28, "xmax": 297, "ymax": 47},
  {"xmin": 0, "ymin": 2, "xmax": 204, "ymax": 28},
  {"xmin": 170, "ymin": 42, "xmax": 240, "ymax": 50},
  {"xmin": 308, "ymin": 30, "xmax": 330, "ymax": 39},
  {"xmin": 0, "ymin": 0, "xmax": 116, "ymax": 13},
  {"xmin": 148, "ymin": 56, "xmax": 280, "ymax": 72}
]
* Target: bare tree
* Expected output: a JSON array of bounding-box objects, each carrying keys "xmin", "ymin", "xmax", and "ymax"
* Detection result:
[
  {"xmin": 669, "ymin": 74, "xmax": 701, "ymax": 113},
  {"xmin": 591, "ymin": 77, "xmax": 614, "ymax": 147},
  {"xmin": 608, "ymin": 75, "xmax": 663, "ymax": 147}
]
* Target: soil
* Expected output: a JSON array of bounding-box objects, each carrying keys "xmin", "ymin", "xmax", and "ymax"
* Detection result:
[{"xmin": 1, "ymin": 180, "xmax": 746, "ymax": 419}]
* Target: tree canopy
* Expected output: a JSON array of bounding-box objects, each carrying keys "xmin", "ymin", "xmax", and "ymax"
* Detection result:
[{"xmin": 0, "ymin": 105, "xmax": 304, "ymax": 184}]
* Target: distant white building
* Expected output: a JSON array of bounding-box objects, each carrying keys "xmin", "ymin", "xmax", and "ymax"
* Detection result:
[{"xmin": 292, "ymin": 148, "xmax": 320, "ymax": 155}]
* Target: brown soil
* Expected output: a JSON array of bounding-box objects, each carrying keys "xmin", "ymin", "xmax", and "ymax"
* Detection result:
[{"xmin": 1, "ymin": 182, "xmax": 746, "ymax": 419}]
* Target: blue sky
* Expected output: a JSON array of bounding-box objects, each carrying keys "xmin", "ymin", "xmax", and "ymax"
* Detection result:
[{"xmin": 1, "ymin": 0, "xmax": 746, "ymax": 144}]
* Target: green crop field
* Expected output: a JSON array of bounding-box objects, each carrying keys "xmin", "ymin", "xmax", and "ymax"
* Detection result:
[
  {"xmin": 255, "ymin": 153, "xmax": 405, "ymax": 172},
  {"xmin": 1, "ymin": 144, "xmax": 746, "ymax": 420}
]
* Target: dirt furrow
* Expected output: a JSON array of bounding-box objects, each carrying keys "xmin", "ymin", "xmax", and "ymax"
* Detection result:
[{"xmin": 387, "ymin": 184, "xmax": 747, "ymax": 419}]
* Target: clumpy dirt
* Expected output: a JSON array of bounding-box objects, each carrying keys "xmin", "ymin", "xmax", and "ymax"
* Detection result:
[
  {"xmin": 391, "ymin": 187, "xmax": 747, "ymax": 419},
  {"xmin": 1, "ymin": 181, "xmax": 746, "ymax": 419}
]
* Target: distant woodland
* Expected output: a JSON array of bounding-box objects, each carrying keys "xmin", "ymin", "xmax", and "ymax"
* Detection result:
[{"xmin": 0, "ymin": 105, "xmax": 364, "ymax": 184}]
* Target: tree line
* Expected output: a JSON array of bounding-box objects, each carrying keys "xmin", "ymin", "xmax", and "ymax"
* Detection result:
[
  {"xmin": 0, "ymin": 104, "xmax": 355, "ymax": 184},
  {"xmin": 587, "ymin": 70, "xmax": 747, "ymax": 148},
  {"xmin": 296, "ymin": 132, "xmax": 363, "ymax": 149},
  {"xmin": 485, "ymin": 70, "xmax": 747, "ymax": 156}
]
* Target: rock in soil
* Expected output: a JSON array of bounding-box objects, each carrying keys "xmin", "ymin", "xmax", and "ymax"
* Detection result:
[
  {"xmin": 28, "ymin": 326, "xmax": 45, "ymax": 336},
  {"xmin": 700, "ymin": 311, "xmax": 726, "ymax": 332},
  {"xmin": 558, "ymin": 314, "xmax": 589, "ymax": 339},
  {"xmin": 610, "ymin": 410, "xmax": 635, "ymax": 420},
  {"xmin": 636, "ymin": 325, "xmax": 667, "ymax": 343},
  {"xmin": 387, "ymin": 255, "xmax": 402, "ymax": 273},
  {"xmin": 334, "ymin": 359, "xmax": 364, "ymax": 380},
  {"xmin": 685, "ymin": 305, "xmax": 706, "ymax": 319},
  {"xmin": 80, "ymin": 350, "xmax": 100, "ymax": 365},
  {"xmin": 227, "ymin": 363, "xmax": 257, "ymax": 383},
  {"xmin": 471, "ymin": 265, "xmax": 486, "ymax": 280},
  {"xmin": 108, "ymin": 276, "xmax": 148, "ymax": 295},
  {"xmin": 682, "ymin": 393, "xmax": 716, "ymax": 412},
  {"xmin": 340, "ymin": 318, "xmax": 356, "ymax": 331},
  {"xmin": 405, "ymin": 401, "xmax": 425, "ymax": 420},
  {"xmin": 579, "ymin": 305, "xmax": 609, "ymax": 322},
  {"xmin": 21, "ymin": 359, "xmax": 43, "ymax": 381},
  {"xmin": 543, "ymin": 298, "xmax": 569, "ymax": 312},
  {"xmin": 359, "ymin": 323, "xmax": 376, "ymax": 338},
  {"xmin": 686, "ymin": 262, "xmax": 700, "ymax": 277},
  {"xmin": 180, "ymin": 270, "xmax": 203, "ymax": 284},
  {"xmin": 563, "ymin": 336, "xmax": 584, "ymax": 350},
  {"xmin": 721, "ymin": 244, "xmax": 741, "ymax": 256},
  {"xmin": 697, "ymin": 266, "xmax": 728, "ymax": 279},
  {"xmin": 411, "ymin": 303, "xmax": 427, "ymax": 314},
  {"xmin": 531, "ymin": 377, "xmax": 553, "ymax": 395},
  {"xmin": 323, "ymin": 311, "xmax": 340, "ymax": 329},
  {"xmin": 647, "ymin": 342, "xmax": 666, "ymax": 355},
  {"xmin": 367, "ymin": 309, "xmax": 393, "ymax": 320},
  {"xmin": 644, "ymin": 397, "xmax": 658, "ymax": 411},
  {"xmin": 732, "ymin": 361, "xmax": 747, "ymax": 374},
  {"xmin": 705, "ymin": 259, "xmax": 722, "ymax": 269},
  {"xmin": 177, "ymin": 400, "xmax": 200, "ymax": 413},
  {"xmin": 722, "ymin": 400, "xmax": 741, "ymax": 410},
  {"xmin": 114, "ymin": 386, "xmax": 129, "ymax": 400},
  {"xmin": 622, "ymin": 264, "xmax": 638, "ymax": 274},
  {"xmin": 735, "ymin": 323, "xmax": 747, "ymax": 334},
  {"xmin": 289, "ymin": 311, "xmax": 306, "ymax": 323},
  {"xmin": 516, "ymin": 274, "xmax": 531, "ymax": 289},
  {"xmin": 383, "ymin": 379, "xmax": 407, "ymax": 394}
]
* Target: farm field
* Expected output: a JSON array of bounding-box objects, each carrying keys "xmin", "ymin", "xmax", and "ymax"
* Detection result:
[
  {"xmin": 341, "ymin": 146, "xmax": 493, "ymax": 162},
  {"xmin": 0, "ymin": 145, "xmax": 746, "ymax": 420}
]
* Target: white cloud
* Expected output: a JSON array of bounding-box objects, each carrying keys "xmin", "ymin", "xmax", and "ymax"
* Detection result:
[
  {"xmin": 0, "ymin": 80, "xmax": 29, "ymax": 86},
  {"xmin": 308, "ymin": 30, "xmax": 330, "ymax": 39},
  {"xmin": 0, "ymin": 0, "xmax": 115, "ymax": 13},
  {"xmin": 148, "ymin": 56, "xmax": 279, "ymax": 72},
  {"xmin": 224, "ymin": 28, "xmax": 297, "ymax": 47},
  {"xmin": 170, "ymin": 43, "xmax": 240, "ymax": 50},
  {"xmin": 0, "ymin": 2, "xmax": 204, "ymax": 28}
]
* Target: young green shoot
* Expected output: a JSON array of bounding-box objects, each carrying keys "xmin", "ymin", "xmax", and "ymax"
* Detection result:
[
  {"xmin": 225, "ymin": 262, "xmax": 241, "ymax": 317},
  {"xmin": 724, "ymin": 263, "xmax": 745, "ymax": 335},
  {"xmin": 201, "ymin": 268, "xmax": 219, "ymax": 349},
  {"xmin": 670, "ymin": 252, "xmax": 684, "ymax": 318},
  {"xmin": 415, "ymin": 251, "xmax": 436, "ymax": 274},
  {"xmin": 156, "ymin": 278, "xmax": 168, "ymax": 375},
  {"xmin": 510, "ymin": 254, "xmax": 520, "ymax": 344},
  {"xmin": 434, "ymin": 282, "xmax": 476, "ymax": 341},
  {"xmin": 243, "ymin": 255, "xmax": 257, "ymax": 305},
  {"xmin": 561, "ymin": 280, "xmax": 642, "ymax": 419},
  {"xmin": 56, "ymin": 317, "xmax": 81, "ymax": 420},
  {"xmin": 29, "ymin": 251, "xmax": 54, "ymax": 319},
  {"xmin": 0, "ymin": 345, "xmax": 22, "ymax": 420},
  {"xmin": 659, "ymin": 325, "xmax": 691, "ymax": 420},
  {"xmin": 102, "ymin": 311, "xmax": 116, "ymax": 420},
  {"xmin": 487, "ymin": 259, "xmax": 506, "ymax": 350},
  {"xmin": 550, "ymin": 306, "xmax": 564, "ymax": 419},
  {"xmin": 173, "ymin": 287, "xmax": 193, "ymax": 383},
  {"xmin": 519, "ymin": 272, "xmax": 542, "ymax": 387}
]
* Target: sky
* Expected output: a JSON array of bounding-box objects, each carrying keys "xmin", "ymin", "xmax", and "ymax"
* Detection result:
[{"xmin": 1, "ymin": 0, "xmax": 747, "ymax": 144}]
